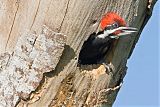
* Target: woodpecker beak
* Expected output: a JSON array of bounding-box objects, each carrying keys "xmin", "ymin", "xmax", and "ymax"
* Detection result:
[{"xmin": 109, "ymin": 27, "xmax": 138, "ymax": 39}]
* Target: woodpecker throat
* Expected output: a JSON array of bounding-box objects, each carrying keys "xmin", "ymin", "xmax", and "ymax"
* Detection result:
[{"xmin": 78, "ymin": 12, "xmax": 137, "ymax": 65}]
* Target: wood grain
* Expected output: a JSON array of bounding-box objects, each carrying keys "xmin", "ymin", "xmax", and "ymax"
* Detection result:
[{"xmin": 0, "ymin": 0, "xmax": 157, "ymax": 106}]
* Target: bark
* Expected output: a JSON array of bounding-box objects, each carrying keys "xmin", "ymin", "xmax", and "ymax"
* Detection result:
[{"xmin": 0, "ymin": 0, "xmax": 157, "ymax": 107}]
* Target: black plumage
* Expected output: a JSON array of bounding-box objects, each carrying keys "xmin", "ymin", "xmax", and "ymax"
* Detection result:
[{"xmin": 78, "ymin": 31, "xmax": 114, "ymax": 65}]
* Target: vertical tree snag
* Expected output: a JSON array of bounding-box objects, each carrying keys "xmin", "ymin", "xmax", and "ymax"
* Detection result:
[{"xmin": 0, "ymin": 0, "xmax": 157, "ymax": 107}]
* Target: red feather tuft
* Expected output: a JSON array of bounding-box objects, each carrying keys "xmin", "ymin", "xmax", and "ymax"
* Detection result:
[{"xmin": 100, "ymin": 12, "xmax": 126, "ymax": 30}]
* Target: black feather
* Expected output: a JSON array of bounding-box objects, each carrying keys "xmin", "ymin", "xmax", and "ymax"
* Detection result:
[{"xmin": 78, "ymin": 31, "xmax": 114, "ymax": 65}]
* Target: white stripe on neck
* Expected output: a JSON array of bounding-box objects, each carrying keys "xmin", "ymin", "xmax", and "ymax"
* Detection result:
[{"xmin": 97, "ymin": 30, "xmax": 111, "ymax": 39}]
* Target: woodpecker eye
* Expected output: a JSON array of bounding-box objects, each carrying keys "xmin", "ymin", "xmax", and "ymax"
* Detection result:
[
  {"xmin": 104, "ymin": 22, "xmax": 119, "ymax": 30},
  {"xmin": 112, "ymin": 22, "xmax": 119, "ymax": 28}
]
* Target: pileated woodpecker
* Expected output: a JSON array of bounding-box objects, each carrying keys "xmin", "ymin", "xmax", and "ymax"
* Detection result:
[{"xmin": 78, "ymin": 12, "xmax": 137, "ymax": 65}]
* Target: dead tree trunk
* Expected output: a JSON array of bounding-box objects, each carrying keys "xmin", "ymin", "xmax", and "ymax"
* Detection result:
[{"xmin": 0, "ymin": 0, "xmax": 157, "ymax": 107}]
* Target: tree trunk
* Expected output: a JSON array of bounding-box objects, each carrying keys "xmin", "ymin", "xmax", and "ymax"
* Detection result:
[{"xmin": 0, "ymin": 0, "xmax": 157, "ymax": 107}]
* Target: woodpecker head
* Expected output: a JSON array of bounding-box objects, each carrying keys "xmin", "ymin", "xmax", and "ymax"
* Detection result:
[{"xmin": 100, "ymin": 12, "xmax": 137, "ymax": 39}]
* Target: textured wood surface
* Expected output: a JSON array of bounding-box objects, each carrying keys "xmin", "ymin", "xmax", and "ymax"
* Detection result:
[
  {"xmin": 0, "ymin": 26, "xmax": 66, "ymax": 107},
  {"xmin": 0, "ymin": 0, "xmax": 157, "ymax": 107}
]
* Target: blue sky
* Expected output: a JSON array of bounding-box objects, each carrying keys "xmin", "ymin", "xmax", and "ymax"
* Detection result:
[{"xmin": 114, "ymin": 1, "xmax": 159, "ymax": 107}]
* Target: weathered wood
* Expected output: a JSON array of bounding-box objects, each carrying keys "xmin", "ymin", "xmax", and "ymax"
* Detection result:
[
  {"xmin": 0, "ymin": 26, "xmax": 66, "ymax": 107},
  {"xmin": 0, "ymin": 0, "xmax": 157, "ymax": 107}
]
